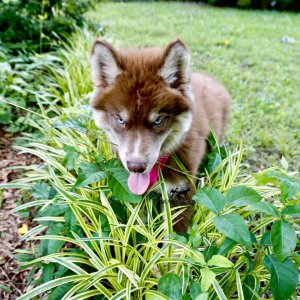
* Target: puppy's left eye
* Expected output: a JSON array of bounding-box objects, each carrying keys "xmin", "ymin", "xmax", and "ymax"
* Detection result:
[
  {"xmin": 153, "ymin": 118, "xmax": 163, "ymax": 126},
  {"xmin": 117, "ymin": 118, "xmax": 124, "ymax": 125}
]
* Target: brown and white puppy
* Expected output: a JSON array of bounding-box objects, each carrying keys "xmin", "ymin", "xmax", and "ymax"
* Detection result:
[{"xmin": 90, "ymin": 39, "xmax": 231, "ymax": 232}]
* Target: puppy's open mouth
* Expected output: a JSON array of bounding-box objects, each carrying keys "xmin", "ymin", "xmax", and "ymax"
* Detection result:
[
  {"xmin": 127, "ymin": 155, "xmax": 171, "ymax": 195},
  {"xmin": 128, "ymin": 172, "xmax": 150, "ymax": 195}
]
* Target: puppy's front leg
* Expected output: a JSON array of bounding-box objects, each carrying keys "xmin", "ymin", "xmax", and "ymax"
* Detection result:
[{"xmin": 169, "ymin": 185, "xmax": 195, "ymax": 233}]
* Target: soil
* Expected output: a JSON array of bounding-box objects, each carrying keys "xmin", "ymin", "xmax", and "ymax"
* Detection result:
[{"xmin": 0, "ymin": 129, "xmax": 41, "ymax": 299}]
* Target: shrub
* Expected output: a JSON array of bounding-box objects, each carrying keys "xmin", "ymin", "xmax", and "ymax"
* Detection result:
[
  {"xmin": 0, "ymin": 0, "xmax": 94, "ymax": 54},
  {"xmin": 1, "ymin": 29, "xmax": 299, "ymax": 299},
  {"xmin": 200, "ymin": 0, "xmax": 300, "ymax": 10}
]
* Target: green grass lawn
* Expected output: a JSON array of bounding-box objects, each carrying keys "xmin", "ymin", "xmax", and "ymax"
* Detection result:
[{"xmin": 87, "ymin": 2, "xmax": 300, "ymax": 170}]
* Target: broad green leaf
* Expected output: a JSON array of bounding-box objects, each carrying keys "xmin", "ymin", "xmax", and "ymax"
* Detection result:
[
  {"xmin": 14, "ymin": 253, "xmax": 34, "ymax": 263},
  {"xmin": 260, "ymin": 232, "xmax": 271, "ymax": 246},
  {"xmin": 43, "ymin": 263, "xmax": 55, "ymax": 283},
  {"xmin": 281, "ymin": 204, "xmax": 300, "ymax": 216},
  {"xmin": 218, "ymin": 237, "xmax": 237, "ymax": 255},
  {"xmin": 37, "ymin": 203, "xmax": 69, "ymax": 218},
  {"xmin": 32, "ymin": 182, "xmax": 50, "ymax": 199},
  {"xmin": 40, "ymin": 223, "xmax": 66, "ymax": 256},
  {"xmin": 247, "ymin": 202, "xmax": 279, "ymax": 217},
  {"xmin": 207, "ymin": 255, "xmax": 234, "ymax": 268},
  {"xmin": 203, "ymin": 244, "xmax": 219, "ymax": 261},
  {"xmin": 264, "ymin": 255, "xmax": 298, "ymax": 300},
  {"xmin": 226, "ymin": 186, "xmax": 262, "ymax": 207},
  {"xmin": 158, "ymin": 273, "xmax": 182, "ymax": 300},
  {"xmin": 189, "ymin": 282, "xmax": 202, "ymax": 300},
  {"xmin": 280, "ymin": 179, "xmax": 300, "ymax": 201},
  {"xmin": 200, "ymin": 268, "xmax": 215, "ymax": 292},
  {"xmin": 253, "ymin": 169, "xmax": 289, "ymax": 186},
  {"xmin": 73, "ymin": 162, "xmax": 107, "ymax": 189},
  {"xmin": 193, "ymin": 187, "xmax": 225, "ymax": 214},
  {"xmin": 48, "ymin": 283, "xmax": 77, "ymax": 300},
  {"xmin": 270, "ymin": 220, "xmax": 296, "ymax": 261},
  {"xmin": 214, "ymin": 213, "xmax": 252, "ymax": 250},
  {"xmin": 169, "ymin": 233, "xmax": 188, "ymax": 245},
  {"xmin": 62, "ymin": 146, "xmax": 79, "ymax": 171},
  {"xmin": 242, "ymin": 274, "xmax": 259, "ymax": 300},
  {"xmin": 108, "ymin": 172, "xmax": 141, "ymax": 203}
]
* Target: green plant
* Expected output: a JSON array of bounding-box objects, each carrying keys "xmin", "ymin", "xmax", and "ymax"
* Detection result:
[
  {"xmin": 0, "ymin": 0, "xmax": 95, "ymax": 54},
  {"xmin": 1, "ymin": 29, "xmax": 298, "ymax": 299},
  {"xmin": 0, "ymin": 48, "xmax": 60, "ymax": 133}
]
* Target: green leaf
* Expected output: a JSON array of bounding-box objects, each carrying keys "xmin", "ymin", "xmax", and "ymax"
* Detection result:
[
  {"xmin": 247, "ymin": 202, "xmax": 279, "ymax": 217},
  {"xmin": 260, "ymin": 232, "xmax": 271, "ymax": 246},
  {"xmin": 226, "ymin": 186, "xmax": 262, "ymax": 207},
  {"xmin": 64, "ymin": 209, "xmax": 79, "ymax": 232},
  {"xmin": 200, "ymin": 268, "xmax": 215, "ymax": 292},
  {"xmin": 189, "ymin": 282, "xmax": 202, "ymax": 300},
  {"xmin": 106, "ymin": 158, "xmax": 141, "ymax": 202},
  {"xmin": 169, "ymin": 233, "xmax": 188, "ymax": 244},
  {"xmin": 62, "ymin": 146, "xmax": 79, "ymax": 171},
  {"xmin": 280, "ymin": 179, "xmax": 300, "ymax": 201},
  {"xmin": 264, "ymin": 255, "xmax": 298, "ymax": 300},
  {"xmin": 73, "ymin": 162, "xmax": 107, "ymax": 189},
  {"xmin": 280, "ymin": 156, "xmax": 289, "ymax": 170},
  {"xmin": 270, "ymin": 220, "xmax": 296, "ymax": 261},
  {"xmin": 207, "ymin": 255, "xmax": 234, "ymax": 268},
  {"xmin": 32, "ymin": 182, "xmax": 49, "ymax": 199},
  {"xmin": 214, "ymin": 213, "xmax": 252, "ymax": 250},
  {"xmin": 193, "ymin": 187, "xmax": 225, "ymax": 214},
  {"xmin": 108, "ymin": 171, "xmax": 141, "ymax": 203},
  {"xmin": 203, "ymin": 244, "xmax": 218, "ymax": 261},
  {"xmin": 158, "ymin": 273, "xmax": 182, "ymax": 300},
  {"xmin": 37, "ymin": 203, "xmax": 69, "ymax": 218},
  {"xmin": 43, "ymin": 263, "xmax": 55, "ymax": 283},
  {"xmin": 218, "ymin": 237, "xmax": 237, "ymax": 255},
  {"xmin": 242, "ymin": 274, "xmax": 259, "ymax": 300},
  {"xmin": 40, "ymin": 223, "xmax": 66, "ymax": 256},
  {"xmin": 47, "ymin": 283, "xmax": 75, "ymax": 300},
  {"xmin": 253, "ymin": 169, "xmax": 289, "ymax": 186},
  {"xmin": 0, "ymin": 284, "xmax": 12, "ymax": 294},
  {"xmin": 14, "ymin": 253, "xmax": 35, "ymax": 263},
  {"xmin": 281, "ymin": 204, "xmax": 300, "ymax": 216}
]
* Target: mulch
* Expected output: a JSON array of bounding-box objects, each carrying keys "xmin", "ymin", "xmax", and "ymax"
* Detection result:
[{"xmin": 0, "ymin": 129, "xmax": 41, "ymax": 299}]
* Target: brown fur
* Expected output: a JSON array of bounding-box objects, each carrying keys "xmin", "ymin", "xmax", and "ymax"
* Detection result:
[{"xmin": 90, "ymin": 39, "xmax": 231, "ymax": 232}]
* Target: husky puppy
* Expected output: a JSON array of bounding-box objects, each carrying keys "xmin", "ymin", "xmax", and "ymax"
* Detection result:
[{"xmin": 90, "ymin": 39, "xmax": 231, "ymax": 232}]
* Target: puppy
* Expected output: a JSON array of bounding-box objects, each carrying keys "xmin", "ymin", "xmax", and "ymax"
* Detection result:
[{"xmin": 90, "ymin": 39, "xmax": 231, "ymax": 232}]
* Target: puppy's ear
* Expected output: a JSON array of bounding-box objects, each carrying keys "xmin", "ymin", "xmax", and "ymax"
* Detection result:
[
  {"xmin": 159, "ymin": 39, "xmax": 190, "ymax": 87},
  {"xmin": 90, "ymin": 40, "xmax": 121, "ymax": 88}
]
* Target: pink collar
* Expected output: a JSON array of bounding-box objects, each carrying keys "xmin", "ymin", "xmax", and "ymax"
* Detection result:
[{"xmin": 148, "ymin": 154, "xmax": 171, "ymax": 188}]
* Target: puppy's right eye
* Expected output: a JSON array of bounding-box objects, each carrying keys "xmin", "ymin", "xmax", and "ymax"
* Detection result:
[
  {"xmin": 113, "ymin": 115, "xmax": 125, "ymax": 126},
  {"xmin": 117, "ymin": 117, "xmax": 124, "ymax": 124}
]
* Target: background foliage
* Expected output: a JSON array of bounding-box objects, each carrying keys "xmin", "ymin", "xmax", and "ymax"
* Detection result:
[
  {"xmin": 0, "ymin": 0, "xmax": 94, "ymax": 53},
  {"xmin": 200, "ymin": 0, "xmax": 300, "ymax": 10}
]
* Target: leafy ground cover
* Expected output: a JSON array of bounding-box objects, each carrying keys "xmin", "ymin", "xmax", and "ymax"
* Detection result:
[
  {"xmin": 0, "ymin": 26, "xmax": 298, "ymax": 299},
  {"xmin": 87, "ymin": 2, "xmax": 300, "ymax": 170},
  {"xmin": 0, "ymin": 2, "xmax": 299, "ymax": 300}
]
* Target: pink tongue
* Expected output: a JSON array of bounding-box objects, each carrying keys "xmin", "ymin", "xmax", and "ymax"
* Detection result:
[{"xmin": 128, "ymin": 172, "xmax": 150, "ymax": 195}]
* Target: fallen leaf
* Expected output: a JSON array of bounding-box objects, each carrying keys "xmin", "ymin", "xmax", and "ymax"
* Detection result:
[{"xmin": 18, "ymin": 223, "xmax": 28, "ymax": 235}]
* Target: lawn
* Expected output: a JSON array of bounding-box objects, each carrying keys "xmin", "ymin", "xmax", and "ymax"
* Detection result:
[{"xmin": 87, "ymin": 2, "xmax": 300, "ymax": 170}]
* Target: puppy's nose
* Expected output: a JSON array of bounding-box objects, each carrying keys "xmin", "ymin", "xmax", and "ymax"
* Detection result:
[{"xmin": 127, "ymin": 160, "xmax": 147, "ymax": 173}]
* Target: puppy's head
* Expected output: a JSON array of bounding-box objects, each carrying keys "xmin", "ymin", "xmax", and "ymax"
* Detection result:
[{"xmin": 90, "ymin": 39, "xmax": 194, "ymax": 191}]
